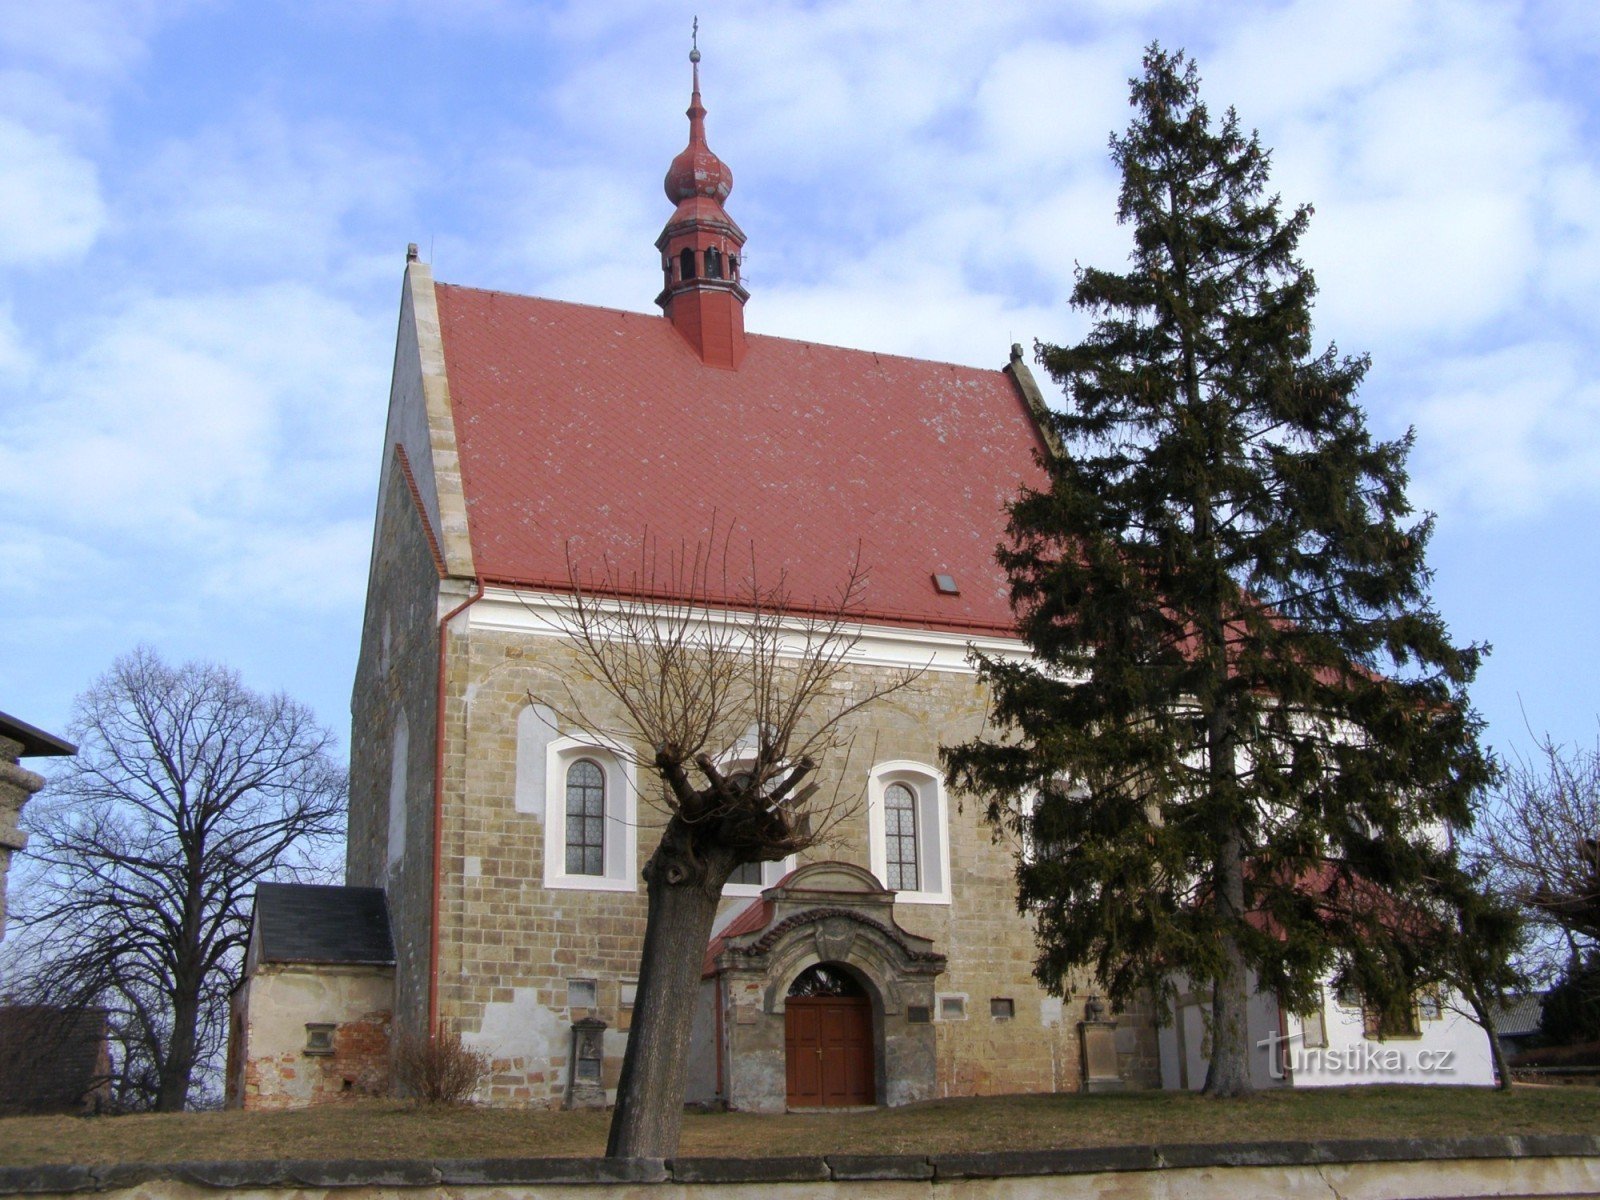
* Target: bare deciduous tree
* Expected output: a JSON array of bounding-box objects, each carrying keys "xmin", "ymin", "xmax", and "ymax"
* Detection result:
[
  {"xmin": 1478, "ymin": 731, "xmax": 1600, "ymax": 955},
  {"xmin": 2, "ymin": 648, "xmax": 346, "ymax": 1111},
  {"xmin": 529, "ymin": 539, "xmax": 921, "ymax": 1158}
]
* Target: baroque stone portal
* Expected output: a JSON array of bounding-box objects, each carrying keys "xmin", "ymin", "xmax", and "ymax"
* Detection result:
[{"xmin": 700, "ymin": 861, "xmax": 946, "ymax": 1111}]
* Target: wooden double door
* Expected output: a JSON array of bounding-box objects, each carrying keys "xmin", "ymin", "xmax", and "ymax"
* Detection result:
[{"xmin": 784, "ymin": 994, "xmax": 875, "ymax": 1107}]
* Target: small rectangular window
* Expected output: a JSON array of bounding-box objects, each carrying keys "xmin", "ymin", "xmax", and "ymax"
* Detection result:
[
  {"xmin": 1300, "ymin": 991, "xmax": 1328, "ymax": 1049},
  {"xmin": 619, "ymin": 980, "xmax": 637, "ymax": 1031},
  {"xmin": 937, "ymin": 994, "xmax": 966, "ymax": 1021},
  {"xmin": 907, "ymin": 1005, "xmax": 931, "ymax": 1024},
  {"xmin": 568, "ymin": 979, "xmax": 597, "ymax": 1012},
  {"xmin": 304, "ymin": 1023, "xmax": 335, "ymax": 1056},
  {"xmin": 1418, "ymin": 990, "xmax": 1443, "ymax": 1021},
  {"xmin": 1364, "ymin": 998, "xmax": 1420, "ymax": 1041},
  {"xmin": 990, "ymin": 998, "xmax": 1015, "ymax": 1021}
]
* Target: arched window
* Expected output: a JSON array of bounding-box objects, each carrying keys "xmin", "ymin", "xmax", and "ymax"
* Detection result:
[
  {"xmin": 704, "ymin": 247, "xmax": 723, "ymax": 279},
  {"xmin": 884, "ymin": 782, "xmax": 919, "ymax": 891},
  {"xmin": 679, "ymin": 247, "xmax": 697, "ymax": 282},
  {"xmin": 565, "ymin": 758, "xmax": 605, "ymax": 875},
  {"xmin": 787, "ymin": 964, "xmax": 865, "ymax": 998},
  {"xmin": 867, "ymin": 762, "xmax": 949, "ymax": 904}
]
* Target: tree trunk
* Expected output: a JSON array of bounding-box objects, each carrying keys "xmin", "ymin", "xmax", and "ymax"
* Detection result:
[
  {"xmin": 1464, "ymin": 986, "xmax": 1513, "ymax": 1091},
  {"xmin": 156, "ymin": 987, "xmax": 200, "ymax": 1112},
  {"xmin": 606, "ymin": 817, "xmax": 727, "ymax": 1159},
  {"xmin": 1203, "ymin": 825, "xmax": 1254, "ymax": 1097}
]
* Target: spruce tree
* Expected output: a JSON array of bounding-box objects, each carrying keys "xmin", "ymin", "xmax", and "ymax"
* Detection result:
[{"xmin": 943, "ymin": 46, "xmax": 1494, "ymax": 1096}]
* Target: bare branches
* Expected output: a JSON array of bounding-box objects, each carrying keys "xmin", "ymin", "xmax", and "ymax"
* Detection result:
[
  {"xmin": 1475, "ymin": 729, "xmax": 1600, "ymax": 955},
  {"xmin": 528, "ymin": 534, "xmax": 923, "ymax": 870},
  {"xmin": 2, "ymin": 647, "xmax": 346, "ymax": 1111}
]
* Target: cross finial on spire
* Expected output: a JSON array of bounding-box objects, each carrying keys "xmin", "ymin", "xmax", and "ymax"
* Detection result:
[{"xmin": 690, "ymin": 17, "xmax": 700, "ymax": 64}]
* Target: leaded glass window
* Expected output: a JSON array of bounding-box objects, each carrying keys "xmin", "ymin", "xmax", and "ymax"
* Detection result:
[
  {"xmin": 565, "ymin": 759, "xmax": 605, "ymax": 875},
  {"xmin": 884, "ymin": 782, "xmax": 919, "ymax": 891}
]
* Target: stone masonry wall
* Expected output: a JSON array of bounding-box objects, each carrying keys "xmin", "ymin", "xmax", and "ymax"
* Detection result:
[
  {"xmin": 346, "ymin": 453, "xmax": 444, "ymax": 1044},
  {"xmin": 0, "ymin": 732, "xmax": 45, "ymax": 945},
  {"xmin": 429, "ymin": 621, "xmax": 1160, "ymax": 1106},
  {"xmin": 232, "ymin": 966, "xmax": 394, "ymax": 1111}
]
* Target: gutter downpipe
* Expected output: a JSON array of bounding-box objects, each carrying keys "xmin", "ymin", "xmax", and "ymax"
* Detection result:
[{"xmin": 428, "ymin": 577, "xmax": 485, "ymax": 1038}]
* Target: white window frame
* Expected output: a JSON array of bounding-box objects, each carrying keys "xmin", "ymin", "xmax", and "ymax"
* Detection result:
[
  {"xmin": 723, "ymin": 855, "xmax": 796, "ymax": 898},
  {"xmin": 866, "ymin": 760, "xmax": 951, "ymax": 905},
  {"xmin": 542, "ymin": 735, "xmax": 638, "ymax": 892}
]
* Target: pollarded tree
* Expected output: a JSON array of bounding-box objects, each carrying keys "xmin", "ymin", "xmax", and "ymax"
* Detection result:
[
  {"xmin": 4, "ymin": 648, "xmax": 345, "ymax": 1110},
  {"xmin": 530, "ymin": 539, "xmax": 920, "ymax": 1157},
  {"xmin": 943, "ymin": 46, "xmax": 1493, "ymax": 1097}
]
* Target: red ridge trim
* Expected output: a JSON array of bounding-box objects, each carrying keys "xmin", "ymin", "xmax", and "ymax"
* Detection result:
[{"xmin": 394, "ymin": 443, "xmax": 448, "ymax": 579}]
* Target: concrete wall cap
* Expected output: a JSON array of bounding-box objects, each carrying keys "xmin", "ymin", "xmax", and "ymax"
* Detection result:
[
  {"xmin": 667, "ymin": 1155, "xmax": 830, "ymax": 1183},
  {"xmin": 5, "ymin": 1136, "xmax": 1600, "ymax": 1194}
]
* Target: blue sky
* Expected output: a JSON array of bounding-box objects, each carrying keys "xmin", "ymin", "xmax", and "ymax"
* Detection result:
[{"xmin": 2, "ymin": 0, "xmax": 1597, "ymax": 776}]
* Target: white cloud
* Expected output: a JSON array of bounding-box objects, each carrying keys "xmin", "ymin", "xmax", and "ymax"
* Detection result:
[
  {"xmin": 0, "ymin": 528, "xmax": 112, "ymax": 604},
  {"xmin": 201, "ymin": 519, "xmax": 374, "ymax": 614},
  {"xmin": 0, "ymin": 304, "xmax": 32, "ymax": 377},
  {"xmin": 760, "ymin": 265, "xmax": 1057, "ymax": 370},
  {"xmin": 0, "ymin": 0, "xmax": 168, "ymax": 79},
  {"xmin": 0, "ymin": 69, "xmax": 106, "ymax": 138},
  {"xmin": 0, "ymin": 118, "xmax": 105, "ymax": 266},
  {"xmin": 1403, "ymin": 343, "xmax": 1600, "ymax": 522},
  {"xmin": 129, "ymin": 113, "xmax": 422, "ymax": 284},
  {"xmin": 0, "ymin": 284, "xmax": 387, "ymax": 539},
  {"xmin": 973, "ymin": 39, "xmax": 1135, "ymax": 175},
  {"xmin": 1536, "ymin": 160, "xmax": 1600, "ymax": 312},
  {"xmin": 1204, "ymin": 0, "xmax": 1418, "ymax": 120}
]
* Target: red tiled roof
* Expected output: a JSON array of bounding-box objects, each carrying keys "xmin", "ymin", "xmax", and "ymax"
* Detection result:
[
  {"xmin": 702, "ymin": 895, "xmax": 774, "ymax": 977},
  {"xmin": 434, "ymin": 285, "xmax": 1049, "ymax": 635}
]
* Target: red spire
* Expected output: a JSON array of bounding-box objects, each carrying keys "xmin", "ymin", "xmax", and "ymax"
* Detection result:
[
  {"xmin": 664, "ymin": 49, "xmax": 732, "ymax": 202},
  {"xmin": 655, "ymin": 29, "xmax": 748, "ymax": 370}
]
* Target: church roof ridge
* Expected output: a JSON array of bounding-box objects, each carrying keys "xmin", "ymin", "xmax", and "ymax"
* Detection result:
[{"xmin": 432, "ymin": 280, "xmax": 1017, "ymax": 379}]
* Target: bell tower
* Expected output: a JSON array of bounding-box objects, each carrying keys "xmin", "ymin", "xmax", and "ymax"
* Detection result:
[{"xmin": 656, "ymin": 30, "xmax": 748, "ymax": 369}]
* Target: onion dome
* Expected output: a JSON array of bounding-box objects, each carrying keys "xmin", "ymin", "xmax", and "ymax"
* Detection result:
[{"xmin": 664, "ymin": 50, "xmax": 733, "ymax": 203}]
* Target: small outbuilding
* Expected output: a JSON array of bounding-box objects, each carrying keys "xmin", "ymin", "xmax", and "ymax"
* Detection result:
[{"xmin": 226, "ymin": 883, "xmax": 395, "ymax": 1110}]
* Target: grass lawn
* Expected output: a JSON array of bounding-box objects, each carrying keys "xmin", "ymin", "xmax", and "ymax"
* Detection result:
[{"xmin": 2, "ymin": 1086, "xmax": 1598, "ymax": 1168}]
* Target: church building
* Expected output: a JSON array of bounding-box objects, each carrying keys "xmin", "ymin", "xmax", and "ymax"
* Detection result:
[{"xmin": 227, "ymin": 47, "xmax": 1492, "ymax": 1110}]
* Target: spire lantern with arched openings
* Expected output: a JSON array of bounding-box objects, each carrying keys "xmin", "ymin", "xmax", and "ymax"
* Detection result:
[{"xmin": 655, "ymin": 30, "xmax": 748, "ymax": 369}]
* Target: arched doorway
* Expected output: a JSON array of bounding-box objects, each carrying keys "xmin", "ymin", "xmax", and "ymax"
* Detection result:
[{"xmin": 784, "ymin": 964, "xmax": 875, "ymax": 1107}]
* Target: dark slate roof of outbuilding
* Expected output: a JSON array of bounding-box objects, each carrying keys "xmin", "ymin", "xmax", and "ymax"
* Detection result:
[
  {"xmin": 253, "ymin": 883, "xmax": 395, "ymax": 965},
  {"xmin": 1490, "ymin": 992, "xmax": 1546, "ymax": 1038},
  {"xmin": 0, "ymin": 711, "xmax": 75, "ymax": 758}
]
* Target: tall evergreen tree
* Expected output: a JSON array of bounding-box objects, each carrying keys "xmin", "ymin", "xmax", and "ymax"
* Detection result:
[{"xmin": 943, "ymin": 46, "xmax": 1494, "ymax": 1096}]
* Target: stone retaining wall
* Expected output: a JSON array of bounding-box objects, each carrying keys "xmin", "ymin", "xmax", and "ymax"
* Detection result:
[{"xmin": 4, "ymin": 1135, "xmax": 1599, "ymax": 1198}]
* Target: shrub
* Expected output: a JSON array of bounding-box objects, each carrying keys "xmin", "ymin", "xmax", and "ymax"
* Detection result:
[
  {"xmin": 392, "ymin": 1029, "xmax": 490, "ymax": 1106},
  {"xmin": 1540, "ymin": 954, "xmax": 1600, "ymax": 1047}
]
